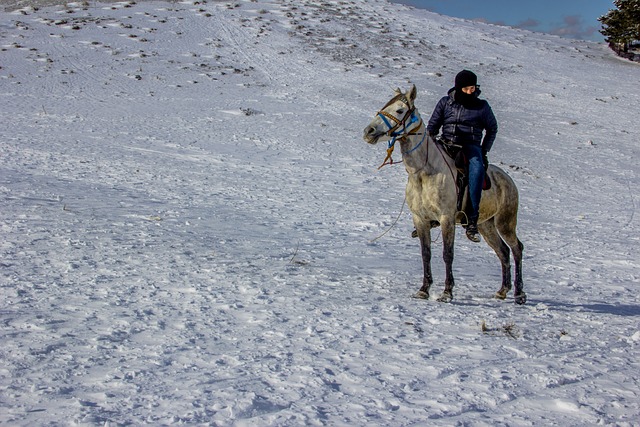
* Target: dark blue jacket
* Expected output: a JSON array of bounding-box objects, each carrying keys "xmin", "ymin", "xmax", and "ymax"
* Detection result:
[{"xmin": 426, "ymin": 88, "xmax": 498, "ymax": 152}]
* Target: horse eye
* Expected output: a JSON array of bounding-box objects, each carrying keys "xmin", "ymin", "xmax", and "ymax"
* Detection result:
[{"xmin": 396, "ymin": 108, "xmax": 404, "ymax": 114}]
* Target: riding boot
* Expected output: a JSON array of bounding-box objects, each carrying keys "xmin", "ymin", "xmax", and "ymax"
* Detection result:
[{"xmin": 465, "ymin": 218, "xmax": 480, "ymax": 243}]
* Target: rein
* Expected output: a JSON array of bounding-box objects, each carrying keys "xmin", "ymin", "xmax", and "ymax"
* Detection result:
[{"xmin": 433, "ymin": 140, "xmax": 458, "ymax": 189}]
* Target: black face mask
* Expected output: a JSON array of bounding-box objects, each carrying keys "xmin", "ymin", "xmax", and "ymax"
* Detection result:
[{"xmin": 455, "ymin": 89, "xmax": 477, "ymax": 107}]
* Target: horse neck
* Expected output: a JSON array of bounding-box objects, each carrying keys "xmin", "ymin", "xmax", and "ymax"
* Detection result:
[{"xmin": 398, "ymin": 122, "xmax": 453, "ymax": 176}]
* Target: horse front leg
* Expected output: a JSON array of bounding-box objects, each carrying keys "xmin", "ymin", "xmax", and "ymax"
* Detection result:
[
  {"xmin": 437, "ymin": 218, "xmax": 456, "ymax": 302},
  {"xmin": 413, "ymin": 226, "xmax": 433, "ymax": 300}
]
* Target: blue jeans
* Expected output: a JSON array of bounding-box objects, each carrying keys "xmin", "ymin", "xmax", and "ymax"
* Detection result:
[{"xmin": 463, "ymin": 144, "xmax": 484, "ymax": 223}]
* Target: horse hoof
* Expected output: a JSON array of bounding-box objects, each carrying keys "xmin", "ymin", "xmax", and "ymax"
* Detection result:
[
  {"xmin": 413, "ymin": 291, "xmax": 429, "ymax": 300},
  {"xmin": 514, "ymin": 293, "xmax": 527, "ymax": 305},
  {"xmin": 437, "ymin": 292, "xmax": 453, "ymax": 303},
  {"xmin": 494, "ymin": 289, "xmax": 509, "ymax": 300}
]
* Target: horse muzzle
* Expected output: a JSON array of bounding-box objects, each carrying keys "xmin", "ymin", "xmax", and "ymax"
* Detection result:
[{"xmin": 363, "ymin": 124, "xmax": 385, "ymax": 144}]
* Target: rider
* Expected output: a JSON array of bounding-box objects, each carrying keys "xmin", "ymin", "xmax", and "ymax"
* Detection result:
[{"xmin": 426, "ymin": 70, "xmax": 497, "ymax": 242}]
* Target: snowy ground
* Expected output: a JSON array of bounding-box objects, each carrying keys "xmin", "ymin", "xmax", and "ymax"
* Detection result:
[{"xmin": 1, "ymin": 0, "xmax": 639, "ymax": 425}]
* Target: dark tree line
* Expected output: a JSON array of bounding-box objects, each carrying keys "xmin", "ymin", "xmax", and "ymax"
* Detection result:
[{"xmin": 599, "ymin": 0, "xmax": 640, "ymax": 57}]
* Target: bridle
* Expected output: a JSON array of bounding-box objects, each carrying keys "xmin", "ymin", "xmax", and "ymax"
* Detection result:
[
  {"xmin": 377, "ymin": 94, "xmax": 416, "ymax": 134},
  {"xmin": 376, "ymin": 94, "xmax": 426, "ymax": 169}
]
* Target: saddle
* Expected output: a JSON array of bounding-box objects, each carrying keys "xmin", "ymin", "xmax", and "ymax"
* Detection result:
[{"xmin": 439, "ymin": 139, "xmax": 491, "ymax": 224}]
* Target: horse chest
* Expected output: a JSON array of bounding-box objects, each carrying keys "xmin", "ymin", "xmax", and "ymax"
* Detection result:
[{"xmin": 405, "ymin": 173, "xmax": 455, "ymax": 218}]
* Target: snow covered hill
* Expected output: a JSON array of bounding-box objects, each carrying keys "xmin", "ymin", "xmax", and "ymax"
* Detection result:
[{"xmin": 1, "ymin": 0, "xmax": 639, "ymax": 425}]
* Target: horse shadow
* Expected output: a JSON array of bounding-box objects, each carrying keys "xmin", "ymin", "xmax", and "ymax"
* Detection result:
[
  {"xmin": 451, "ymin": 295, "xmax": 640, "ymax": 317},
  {"xmin": 538, "ymin": 299, "xmax": 640, "ymax": 317}
]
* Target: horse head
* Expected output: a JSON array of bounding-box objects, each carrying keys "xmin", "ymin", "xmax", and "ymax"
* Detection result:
[{"xmin": 363, "ymin": 84, "xmax": 418, "ymax": 145}]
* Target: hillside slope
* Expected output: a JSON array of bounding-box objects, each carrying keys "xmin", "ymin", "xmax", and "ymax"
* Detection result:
[{"xmin": 1, "ymin": 0, "xmax": 639, "ymax": 425}]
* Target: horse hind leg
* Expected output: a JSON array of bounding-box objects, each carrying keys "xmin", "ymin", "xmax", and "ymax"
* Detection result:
[
  {"xmin": 511, "ymin": 238, "xmax": 526, "ymax": 305},
  {"xmin": 495, "ymin": 220, "xmax": 526, "ymax": 305},
  {"xmin": 478, "ymin": 218, "xmax": 512, "ymax": 300}
]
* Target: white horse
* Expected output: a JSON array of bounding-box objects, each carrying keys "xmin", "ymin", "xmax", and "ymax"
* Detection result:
[{"xmin": 363, "ymin": 85, "xmax": 526, "ymax": 304}]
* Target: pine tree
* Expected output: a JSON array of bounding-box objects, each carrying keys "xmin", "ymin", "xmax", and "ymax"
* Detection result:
[{"xmin": 599, "ymin": 0, "xmax": 640, "ymax": 54}]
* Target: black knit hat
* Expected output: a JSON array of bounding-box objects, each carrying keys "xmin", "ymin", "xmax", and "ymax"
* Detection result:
[{"xmin": 455, "ymin": 70, "xmax": 478, "ymax": 89}]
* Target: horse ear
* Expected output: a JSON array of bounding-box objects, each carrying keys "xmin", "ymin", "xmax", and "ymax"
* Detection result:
[
  {"xmin": 394, "ymin": 87, "xmax": 402, "ymax": 95},
  {"xmin": 407, "ymin": 84, "xmax": 417, "ymax": 103}
]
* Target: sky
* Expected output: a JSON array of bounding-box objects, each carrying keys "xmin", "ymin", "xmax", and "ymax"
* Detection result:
[{"xmin": 393, "ymin": 0, "xmax": 614, "ymax": 41}]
